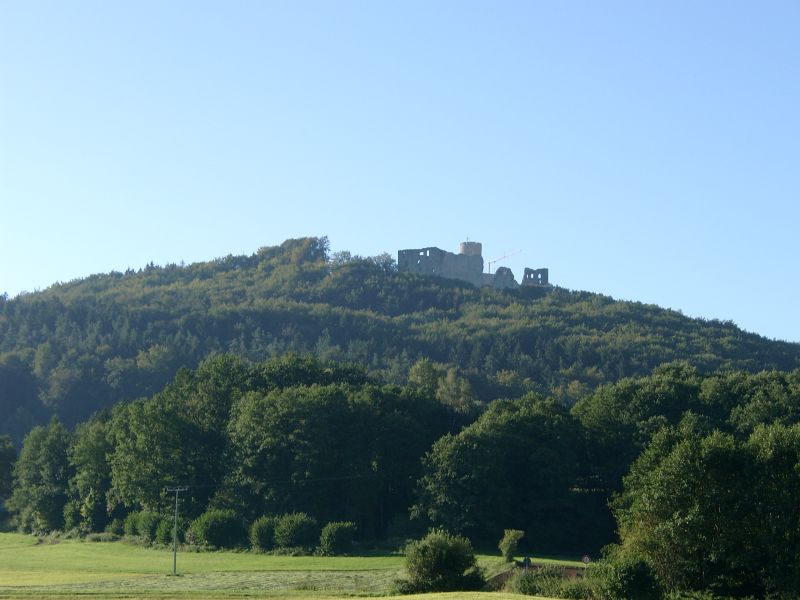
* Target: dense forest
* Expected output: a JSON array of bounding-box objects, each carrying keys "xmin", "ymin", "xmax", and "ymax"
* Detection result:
[
  {"xmin": 4, "ymin": 355, "xmax": 800, "ymax": 598},
  {"xmin": 3, "ymin": 237, "xmax": 800, "ymax": 597},
  {"xmin": 1, "ymin": 237, "xmax": 798, "ymax": 444}
]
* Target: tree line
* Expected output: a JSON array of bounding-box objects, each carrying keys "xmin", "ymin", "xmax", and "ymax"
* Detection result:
[
  {"xmin": 3, "ymin": 354, "xmax": 800, "ymax": 597},
  {"xmin": 2, "ymin": 237, "xmax": 798, "ymax": 445}
]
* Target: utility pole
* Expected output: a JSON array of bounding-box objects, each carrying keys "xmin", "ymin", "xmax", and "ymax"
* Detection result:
[{"xmin": 165, "ymin": 486, "xmax": 188, "ymax": 576}]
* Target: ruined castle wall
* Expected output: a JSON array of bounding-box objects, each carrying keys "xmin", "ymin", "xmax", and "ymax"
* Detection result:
[
  {"xmin": 440, "ymin": 252, "xmax": 483, "ymax": 286},
  {"xmin": 398, "ymin": 246, "xmax": 483, "ymax": 286},
  {"xmin": 522, "ymin": 267, "xmax": 549, "ymax": 286},
  {"xmin": 397, "ymin": 247, "xmax": 447, "ymax": 275},
  {"xmin": 399, "ymin": 243, "xmax": 550, "ymax": 290},
  {"xmin": 492, "ymin": 266, "xmax": 519, "ymax": 289}
]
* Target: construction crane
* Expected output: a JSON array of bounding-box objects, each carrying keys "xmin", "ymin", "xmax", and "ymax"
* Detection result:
[{"xmin": 486, "ymin": 249, "xmax": 521, "ymax": 274}]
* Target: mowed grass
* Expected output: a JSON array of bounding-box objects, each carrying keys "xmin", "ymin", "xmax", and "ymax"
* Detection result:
[
  {"xmin": 0, "ymin": 532, "xmax": 406, "ymax": 573},
  {"xmin": 0, "ymin": 533, "xmax": 562, "ymax": 599},
  {"xmin": 0, "ymin": 532, "xmax": 406, "ymax": 596}
]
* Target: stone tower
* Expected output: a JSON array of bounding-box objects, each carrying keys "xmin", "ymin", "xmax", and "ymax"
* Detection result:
[{"xmin": 459, "ymin": 241, "xmax": 482, "ymax": 257}]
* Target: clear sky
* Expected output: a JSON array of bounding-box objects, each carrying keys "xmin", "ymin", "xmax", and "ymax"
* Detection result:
[{"xmin": 1, "ymin": 1, "xmax": 798, "ymax": 342}]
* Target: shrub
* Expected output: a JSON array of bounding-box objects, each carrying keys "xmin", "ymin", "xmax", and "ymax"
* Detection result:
[
  {"xmin": 250, "ymin": 515, "xmax": 278, "ymax": 551},
  {"xmin": 105, "ymin": 518, "xmax": 124, "ymax": 536},
  {"xmin": 589, "ymin": 556, "xmax": 662, "ymax": 600},
  {"xmin": 137, "ymin": 511, "xmax": 162, "ymax": 542},
  {"xmin": 498, "ymin": 529, "xmax": 525, "ymax": 562},
  {"xmin": 62, "ymin": 527, "xmax": 82, "ymax": 539},
  {"xmin": 62, "ymin": 500, "xmax": 82, "ymax": 532},
  {"xmin": 509, "ymin": 565, "xmax": 565, "ymax": 597},
  {"xmin": 123, "ymin": 511, "xmax": 140, "ymax": 536},
  {"xmin": 155, "ymin": 518, "xmax": 176, "ymax": 545},
  {"xmin": 557, "ymin": 576, "xmax": 596, "ymax": 600},
  {"xmin": 190, "ymin": 509, "xmax": 246, "ymax": 549},
  {"xmin": 273, "ymin": 512, "xmax": 319, "ymax": 549},
  {"xmin": 401, "ymin": 528, "xmax": 485, "ymax": 593},
  {"xmin": 318, "ymin": 521, "xmax": 357, "ymax": 555}
]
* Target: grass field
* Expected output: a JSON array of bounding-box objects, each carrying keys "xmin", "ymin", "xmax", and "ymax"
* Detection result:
[{"xmin": 0, "ymin": 532, "xmax": 566, "ymax": 599}]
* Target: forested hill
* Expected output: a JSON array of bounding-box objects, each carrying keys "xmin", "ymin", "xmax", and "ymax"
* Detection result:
[{"xmin": 1, "ymin": 236, "xmax": 798, "ymax": 442}]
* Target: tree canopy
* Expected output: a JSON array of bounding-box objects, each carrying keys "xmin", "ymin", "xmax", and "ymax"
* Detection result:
[
  {"xmin": 1, "ymin": 237, "xmax": 797, "ymax": 444},
  {"xmin": 613, "ymin": 418, "xmax": 800, "ymax": 598}
]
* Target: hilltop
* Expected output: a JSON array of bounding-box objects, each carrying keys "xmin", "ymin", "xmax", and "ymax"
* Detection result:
[{"xmin": 1, "ymin": 236, "xmax": 798, "ymax": 442}]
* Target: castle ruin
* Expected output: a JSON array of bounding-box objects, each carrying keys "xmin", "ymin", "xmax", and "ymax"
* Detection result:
[{"xmin": 397, "ymin": 241, "xmax": 550, "ymax": 290}]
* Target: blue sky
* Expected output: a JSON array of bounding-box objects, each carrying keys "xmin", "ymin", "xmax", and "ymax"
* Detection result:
[{"xmin": 1, "ymin": 1, "xmax": 798, "ymax": 341}]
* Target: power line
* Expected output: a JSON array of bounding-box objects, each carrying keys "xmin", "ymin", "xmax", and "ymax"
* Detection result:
[{"xmin": 159, "ymin": 472, "xmax": 385, "ymax": 573}]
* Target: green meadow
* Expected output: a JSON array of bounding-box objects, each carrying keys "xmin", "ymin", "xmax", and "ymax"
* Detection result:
[{"xmin": 0, "ymin": 533, "xmax": 569, "ymax": 599}]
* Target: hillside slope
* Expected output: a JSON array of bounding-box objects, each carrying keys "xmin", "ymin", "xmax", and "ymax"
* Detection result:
[{"xmin": 1, "ymin": 237, "xmax": 798, "ymax": 442}]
